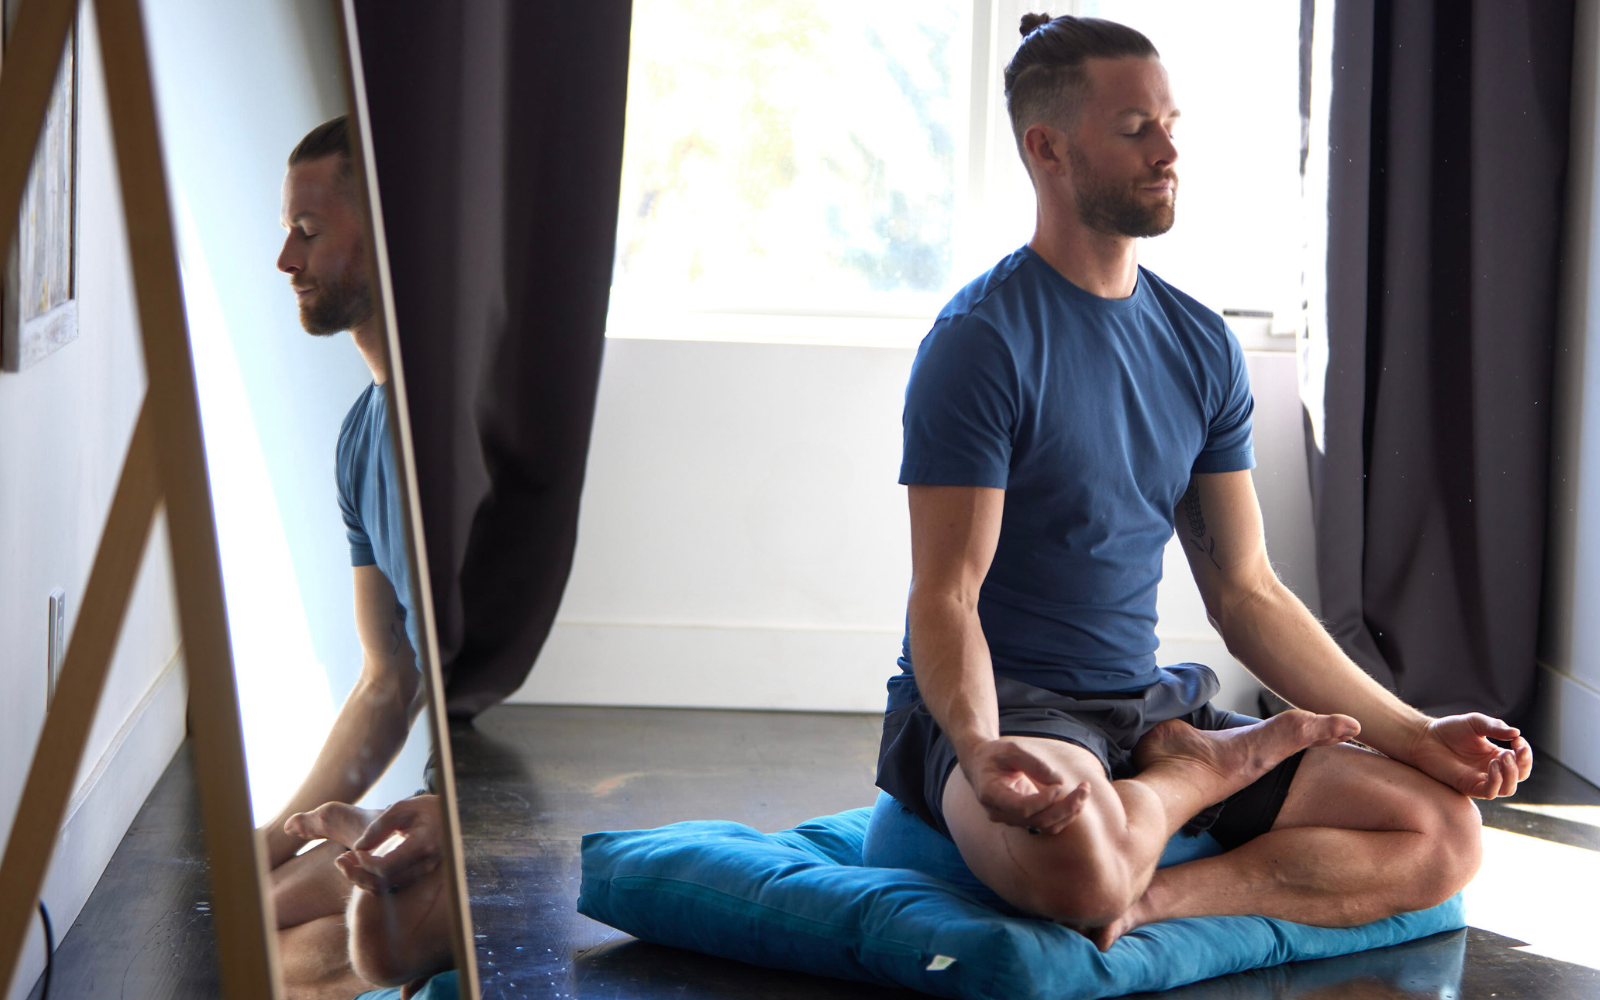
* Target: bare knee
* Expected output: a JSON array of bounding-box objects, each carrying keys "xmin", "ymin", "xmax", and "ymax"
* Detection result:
[
  {"xmin": 1402, "ymin": 788, "xmax": 1482, "ymax": 910},
  {"xmin": 1015, "ymin": 845, "xmax": 1140, "ymax": 926}
]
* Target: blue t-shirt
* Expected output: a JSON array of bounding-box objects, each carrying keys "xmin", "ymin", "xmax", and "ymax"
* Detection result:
[
  {"xmin": 336, "ymin": 382, "xmax": 421, "ymax": 666},
  {"xmin": 895, "ymin": 246, "xmax": 1255, "ymax": 696}
]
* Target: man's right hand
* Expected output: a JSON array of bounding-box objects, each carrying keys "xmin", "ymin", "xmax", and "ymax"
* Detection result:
[
  {"xmin": 338, "ymin": 794, "xmax": 445, "ymax": 895},
  {"xmin": 959, "ymin": 737, "xmax": 1092, "ymax": 835}
]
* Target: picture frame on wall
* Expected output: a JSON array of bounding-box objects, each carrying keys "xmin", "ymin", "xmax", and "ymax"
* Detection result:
[{"xmin": 2, "ymin": 6, "xmax": 76, "ymax": 373}]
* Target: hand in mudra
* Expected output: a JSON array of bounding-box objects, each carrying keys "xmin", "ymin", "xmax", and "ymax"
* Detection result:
[
  {"xmin": 340, "ymin": 794, "xmax": 445, "ymax": 894},
  {"xmin": 1404, "ymin": 713, "xmax": 1533, "ymax": 799},
  {"xmin": 287, "ymin": 795, "xmax": 444, "ymax": 894},
  {"xmin": 961, "ymin": 737, "xmax": 1091, "ymax": 836}
]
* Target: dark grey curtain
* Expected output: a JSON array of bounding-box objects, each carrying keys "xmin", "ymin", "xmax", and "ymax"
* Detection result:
[
  {"xmin": 355, "ymin": 1, "xmax": 632, "ymax": 717},
  {"xmin": 1312, "ymin": 0, "xmax": 1574, "ymax": 721}
]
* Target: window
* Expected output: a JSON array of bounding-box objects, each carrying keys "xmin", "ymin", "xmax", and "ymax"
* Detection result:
[{"xmin": 609, "ymin": 0, "xmax": 1304, "ymax": 348}]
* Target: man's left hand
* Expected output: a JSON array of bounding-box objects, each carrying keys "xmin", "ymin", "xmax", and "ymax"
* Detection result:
[{"xmin": 1403, "ymin": 713, "xmax": 1534, "ymax": 799}]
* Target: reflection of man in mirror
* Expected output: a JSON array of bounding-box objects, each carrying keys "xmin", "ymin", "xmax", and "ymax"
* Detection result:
[
  {"xmin": 879, "ymin": 14, "xmax": 1531, "ymax": 951},
  {"xmin": 263, "ymin": 115, "xmax": 449, "ymax": 995}
]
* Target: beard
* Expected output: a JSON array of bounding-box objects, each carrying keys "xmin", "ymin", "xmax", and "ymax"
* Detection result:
[
  {"xmin": 294, "ymin": 258, "xmax": 373, "ymax": 336},
  {"xmin": 1068, "ymin": 146, "xmax": 1177, "ymax": 239}
]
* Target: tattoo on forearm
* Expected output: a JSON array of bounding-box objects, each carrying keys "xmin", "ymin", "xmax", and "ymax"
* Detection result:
[
  {"xmin": 1182, "ymin": 483, "xmax": 1206, "ymax": 538},
  {"xmin": 1181, "ymin": 483, "xmax": 1222, "ymax": 570},
  {"xmin": 388, "ymin": 602, "xmax": 405, "ymax": 655}
]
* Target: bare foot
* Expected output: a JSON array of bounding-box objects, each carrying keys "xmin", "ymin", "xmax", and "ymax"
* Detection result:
[
  {"xmin": 1134, "ymin": 710, "xmax": 1360, "ymax": 791},
  {"xmin": 1056, "ymin": 887, "xmax": 1155, "ymax": 952},
  {"xmin": 1080, "ymin": 895, "xmax": 1151, "ymax": 952},
  {"xmin": 287, "ymin": 802, "xmax": 385, "ymax": 849}
]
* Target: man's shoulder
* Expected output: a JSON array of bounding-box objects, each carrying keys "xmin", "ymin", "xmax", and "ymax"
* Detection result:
[
  {"xmin": 933, "ymin": 247, "xmax": 1036, "ymax": 326},
  {"xmin": 336, "ymin": 382, "xmax": 385, "ymax": 475},
  {"xmin": 915, "ymin": 249, "xmax": 1049, "ymax": 366},
  {"xmin": 1136, "ymin": 268, "xmax": 1230, "ymax": 338}
]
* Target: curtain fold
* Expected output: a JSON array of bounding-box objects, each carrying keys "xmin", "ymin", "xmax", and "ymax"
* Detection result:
[
  {"xmin": 1311, "ymin": 0, "xmax": 1574, "ymax": 720},
  {"xmin": 355, "ymin": 1, "xmax": 632, "ymax": 716}
]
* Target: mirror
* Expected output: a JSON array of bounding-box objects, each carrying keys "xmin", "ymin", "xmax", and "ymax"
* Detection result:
[{"xmin": 141, "ymin": 0, "xmax": 474, "ymax": 995}]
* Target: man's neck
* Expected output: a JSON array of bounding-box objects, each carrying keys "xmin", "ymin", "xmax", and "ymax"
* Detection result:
[
  {"xmin": 349, "ymin": 318, "xmax": 389, "ymax": 385},
  {"xmin": 1027, "ymin": 215, "xmax": 1140, "ymax": 300}
]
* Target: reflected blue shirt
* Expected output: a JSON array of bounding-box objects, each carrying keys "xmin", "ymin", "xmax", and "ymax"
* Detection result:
[
  {"xmin": 336, "ymin": 381, "xmax": 421, "ymax": 666},
  {"xmin": 895, "ymin": 247, "xmax": 1255, "ymax": 697}
]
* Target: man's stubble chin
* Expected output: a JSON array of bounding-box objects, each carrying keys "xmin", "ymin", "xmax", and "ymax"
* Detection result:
[
  {"xmin": 1076, "ymin": 179, "xmax": 1176, "ymax": 239},
  {"xmin": 1068, "ymin": 148, "xmax": 1177, "ymax": 239},
  {"xmin": 297, "ymin": 274, "xmax": 373, "ymax": 337}
]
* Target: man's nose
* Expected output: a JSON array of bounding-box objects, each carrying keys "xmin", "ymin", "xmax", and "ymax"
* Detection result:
[
  {"xmin": 1153, "ymin": 127, "xmax": 1178, "ymax": 167},
  {"xmin": 277, "ymin": 239, "xmax": 301, "ymax": 275}
]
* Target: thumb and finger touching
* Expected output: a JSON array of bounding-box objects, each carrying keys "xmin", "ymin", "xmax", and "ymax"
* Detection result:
[
  {"xmin": 339, "ymin": 797, "xmax": 444, "ymax": 889},
  {"xmin": 974, "ymin": 741, "xmax": 1077, "ymax": 827},
  {"xmin": 1466, "ymin": 713, "xmax": 1520, "ymax": 741}
]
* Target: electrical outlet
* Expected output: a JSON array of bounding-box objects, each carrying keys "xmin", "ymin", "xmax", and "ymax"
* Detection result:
[{"xmin": 47, "ymin": 587, "xmax": 66, "ymax": 707}]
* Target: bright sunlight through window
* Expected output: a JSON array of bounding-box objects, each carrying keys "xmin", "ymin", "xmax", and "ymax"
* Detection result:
[{"xmin": 608, "ymin": 0, "xmax": 1305, "ymax": 348}]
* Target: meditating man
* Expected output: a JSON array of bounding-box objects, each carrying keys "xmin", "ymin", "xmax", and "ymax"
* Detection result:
[
  {"xmin": 877, "ymin": 14, "xmax": 1532, "ymax": 950},
  {"xmin": 266, "ymin": 116, "xmax": 443, "ymax": 984}
]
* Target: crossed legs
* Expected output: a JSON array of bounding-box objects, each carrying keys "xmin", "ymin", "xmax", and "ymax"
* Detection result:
[
  {"xmin": 1098, "ymin": 740, "xmax": 1483, "ymax": 943},
  {"xmin": 272, "ymin": 838, "xmax": 375, "ymax": 1000},
  {"xmin": 272, "ymin": 801, "xmax": 457, "ymax": 999},
  {"xmin": 942, "ymin": 711, "xmax": 1482, "ymax": 949}
]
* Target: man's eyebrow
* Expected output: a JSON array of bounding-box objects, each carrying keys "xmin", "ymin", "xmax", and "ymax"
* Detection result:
[
  {"xmin": 289, "ymin": 211, "xmax": 321, "ymax": 226},
  {"xmin": 1115, "ymin": 107, "xmax": 1181, "ymax": 121}
]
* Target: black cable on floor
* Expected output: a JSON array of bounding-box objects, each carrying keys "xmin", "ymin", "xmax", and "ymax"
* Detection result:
[{"xmin": 37, "ymin": 901, "xmax": 53, "ymax": 1000}]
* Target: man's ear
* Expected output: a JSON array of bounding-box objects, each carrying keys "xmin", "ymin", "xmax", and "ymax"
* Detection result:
[{"xmin": 1023, "ymin": 123, "xmax": 1071, "ymax": 179}]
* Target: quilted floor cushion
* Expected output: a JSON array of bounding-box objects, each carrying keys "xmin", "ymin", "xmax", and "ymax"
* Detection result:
[
  {"xmin": 353, "ymin": 970, "xmax": 458, "ymax": 1000},
  {"xmin": 577, "ymin": 793, "xmax": 1465, "ymax": 1000}
]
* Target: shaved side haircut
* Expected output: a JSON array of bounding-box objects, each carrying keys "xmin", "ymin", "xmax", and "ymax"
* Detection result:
[{"xmin": 1004, "ymin": 14, "xmax": 1158, "ymax": 160}]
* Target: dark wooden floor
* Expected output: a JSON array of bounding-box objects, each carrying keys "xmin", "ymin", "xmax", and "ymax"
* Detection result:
[
  {"xmin": 24, "ymin": 742, "xmax": 221, "ymax": 1000},
  {"xmin": 32, "ymin": 706, "xmax": 1600, "ymax": 999}
]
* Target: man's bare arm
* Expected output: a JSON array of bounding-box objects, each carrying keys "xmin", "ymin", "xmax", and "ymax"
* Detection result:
[
  {"xmin": 1175, "ymin": 470, "xmax": 1531, "ymax": 797},
  {"xmin": 907, "ymin": 485, "xmax": 1005, "ymax": 757},
  {"xmin": 261, "ymin": 565, "xmax": 423, "ymax": 868},
  {"xmin": 907, "ymin": 485, "xmax": 1088, "ymax": 831}
]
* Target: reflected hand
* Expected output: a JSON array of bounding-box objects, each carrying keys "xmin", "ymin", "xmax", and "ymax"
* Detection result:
[
  {"xmin": 961, "ymin": 738, "xmax": 1091, "ymax": 835},
  {"xmin": 336, "ymin": 794, "xmax": 445, "ymax": 895},
  {"xmin": 1404, "ymin": 713, "xmax": 1533, "ymax": 799}
]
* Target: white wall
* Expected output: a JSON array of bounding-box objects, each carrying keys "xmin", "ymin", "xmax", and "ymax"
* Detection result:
[
  {"xmin": 512, "ymin": 336, "xmax": 1315, "ymax": 718},
  {"xmin": 1536, "ymin": 0, "xmax": 1600, "ymax": 786},
  {"xmin": 0, "ymin": 10, "xmax": 186, "ymax": 999}
]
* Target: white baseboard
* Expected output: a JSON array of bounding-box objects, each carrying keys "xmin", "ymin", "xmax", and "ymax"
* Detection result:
[
  {"xmin": 512, "ymin": 622, "xmax": 1262, "ymax": 716},
  {"xmin": 1531, "ymin": 663, "xmax": 1600, "ymax": 786},
  {"xmin": 6, "ymin": 652, "xmax": 188, "ymax": 1000}
]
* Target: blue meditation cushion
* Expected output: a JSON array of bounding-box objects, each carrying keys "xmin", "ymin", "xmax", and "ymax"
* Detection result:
[
  {"xmin": 577, "ymin": 792, "xmax": 1466, "ymax": 1000},
  {"xmin": 353, "ymin": 969, "xmax": 458, "ymax": 1000}
]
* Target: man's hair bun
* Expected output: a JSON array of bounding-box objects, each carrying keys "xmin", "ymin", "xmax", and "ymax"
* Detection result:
[{"xmin": 1019, "ymin": 12, "xmax": 1053, "ymax": 36}]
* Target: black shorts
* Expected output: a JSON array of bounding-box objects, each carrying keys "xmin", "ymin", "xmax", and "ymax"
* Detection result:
[{"xmin": 874, "ymin": 664, "xmax": 1304, "ymax": 851}]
